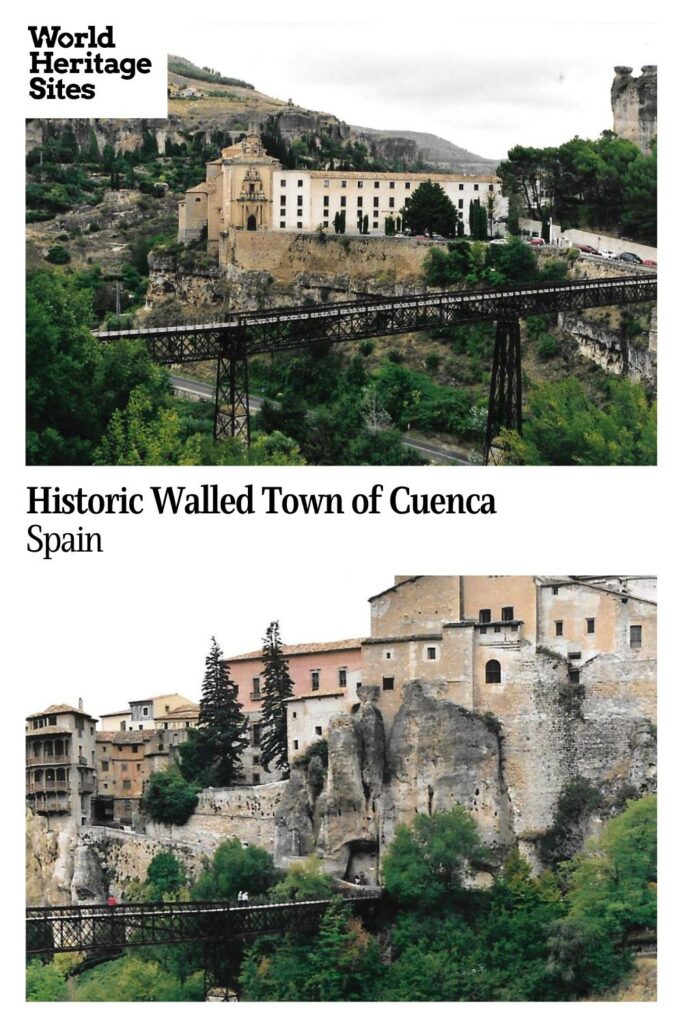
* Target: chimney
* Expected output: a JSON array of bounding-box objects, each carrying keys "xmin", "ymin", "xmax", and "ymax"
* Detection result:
[{"xmin": 78, "ymin": 697, "xmax": 83, "ymax": 711}]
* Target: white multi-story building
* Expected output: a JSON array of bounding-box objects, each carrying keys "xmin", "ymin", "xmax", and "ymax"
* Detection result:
[{"xmin": 178, "ymin": 132, "xmax": 506, "ymax": 261}]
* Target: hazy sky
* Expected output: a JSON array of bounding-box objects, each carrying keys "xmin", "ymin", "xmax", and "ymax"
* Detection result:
[
  {"xmin": 29, "ymin": 568, "xmax": 389, "ymax": 718},
  {"xmin": 167, "ymin": 19, "xmax": 657, "ymax": 158}
]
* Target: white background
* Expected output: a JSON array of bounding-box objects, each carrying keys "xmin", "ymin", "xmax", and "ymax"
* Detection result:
[{"xmin": 4, "ymin": 0, "xmax": 680, "ymax": 1019}]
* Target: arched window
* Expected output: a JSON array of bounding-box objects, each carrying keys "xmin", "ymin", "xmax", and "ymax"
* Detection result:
[{"xmin": 485, "ymin": 659, "xmax": 501, "ymax": 684}]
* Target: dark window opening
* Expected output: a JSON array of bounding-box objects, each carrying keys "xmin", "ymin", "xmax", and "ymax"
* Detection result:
[
  {"xmin": 311, "ymin": 671, "xmax": 320, "ymax": 691},
  {"xmin": 502, "ymin": 607, "xmax": 514, "ymax": 621},
  {"xmin": 427, "ymin": 647, "xmax": 436, "ymax": 660},
  {"xmin": 339, "ymin": 669, "xmax": 347, "ymax": 687},
  {"xmin": 555, "ymin": 621, "xmax": 563, "ymax": 636},
  {"xmin": 485, "ymin": 659, "xmax": 502, "ymax": 684},
  {"xmin": 382, "ymin": 677, "xmax": 395, "ymax": 691},
  {"xmin": 630, "ymin": 625, "xmax": 642, "ymax": 648},
  {"xmin": 315, "ymin": 726, "xmax": 323, "ymax": 736},
  {"xmin": 586, "ymin": 618, "xmax": 595, "ymax": 634}
]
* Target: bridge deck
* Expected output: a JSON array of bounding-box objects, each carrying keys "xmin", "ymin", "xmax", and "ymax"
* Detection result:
[
  {"xmin": 26, "ymin": 895, "xmax": 381, "ymax": 955},
  {"xmin": 94, "ymin": 275, "xmax": 656, "ymax": 361}
]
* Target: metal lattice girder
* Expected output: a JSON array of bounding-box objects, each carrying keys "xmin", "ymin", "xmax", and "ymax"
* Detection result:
[
  {"xmin": 484, "ymin": 320, "xmax": 522, "ymax": 465},
  {"xmin": 214, "ymin": 329, "xmax": 250, "ymax": 443},
  {"xmin": 92, "ymin": 274, "xmax": 656, "ymax": 449},
  {"xmin": 94, "ymin": 275, "xmax": 656, "ymax": 362},
  {"xmin": 26, "ymin": 896, "xmax": 381, "ymax": 956}
]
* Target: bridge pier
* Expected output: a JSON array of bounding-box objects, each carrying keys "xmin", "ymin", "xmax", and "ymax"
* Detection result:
[
  {"xmin": 214, "ymin": 329, "xmax": 250, "ymax": 444},
  {"xmin": 484, "ymin": 319, "xmax": 522, "ymax": 465}
]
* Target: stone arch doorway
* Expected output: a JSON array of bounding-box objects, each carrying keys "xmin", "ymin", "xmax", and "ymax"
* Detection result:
[{"xmin": 247, "ymin": 214, "xmax": 257, "ymax": 231}]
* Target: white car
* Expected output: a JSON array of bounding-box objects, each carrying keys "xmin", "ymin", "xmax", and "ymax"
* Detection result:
[{"xmin": 599, "ymin": 249, "xmax": 617, "ymax": 259}]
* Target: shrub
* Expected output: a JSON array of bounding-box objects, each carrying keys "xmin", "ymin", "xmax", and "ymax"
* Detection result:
[
  {"xmin": 538, "ymin": 777, "xmax": 603, "ymax": 865},
  {"xmin": 45, "ymin": 245, "xmax": 71, "ymax": 265},
  {"xmin": 140, "ymin": 767, "xmax": 199, "ymax": 826},
  {"xmin": 536, "ymin": 335, "xmax": 560, "ymax": 361}
]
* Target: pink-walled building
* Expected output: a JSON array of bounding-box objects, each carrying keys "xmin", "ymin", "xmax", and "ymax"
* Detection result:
[
  {"xmin": 226, "ymin": 639, "xmax": 363, "ymax": 784},
  {"xmin": 228, "ymin": 639, "xmax": 363, "ymax": 712}
]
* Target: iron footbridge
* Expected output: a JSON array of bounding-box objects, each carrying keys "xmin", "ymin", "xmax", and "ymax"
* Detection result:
[
  {"xmin": 95, "ymin": 274, "xmax": 656, "ymax": 463},
  {"xmin": 26, "ymin": 894, "xmax": 382, "ymax": 956}
]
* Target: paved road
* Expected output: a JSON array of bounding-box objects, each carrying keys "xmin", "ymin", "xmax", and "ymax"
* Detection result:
[{"xmin": 169, "ymin": 374, "xmax": 478, "ymax": 465}]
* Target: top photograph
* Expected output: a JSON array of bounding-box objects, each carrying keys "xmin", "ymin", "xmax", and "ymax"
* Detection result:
[{"xmin": 26, "ymin": 40, "xmax": 657, "ymax": 466}]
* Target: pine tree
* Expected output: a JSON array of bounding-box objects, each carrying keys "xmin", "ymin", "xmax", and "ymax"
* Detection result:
[
  {"xmin": 195, "ymin": 636, "xmax": 248, "ymax": 786},
  {"xmin": 259, "ymin": 621, "xmax": 294, "ymax": 774}
]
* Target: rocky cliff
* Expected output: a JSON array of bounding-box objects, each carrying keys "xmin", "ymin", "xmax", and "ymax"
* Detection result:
[
  {"xmin": 611, "ymin": 66, "xmax": 657, "ymax": 153},
  {"xmin": 27, "ymin": 668, "xmax": 656, "ymax": 903}
]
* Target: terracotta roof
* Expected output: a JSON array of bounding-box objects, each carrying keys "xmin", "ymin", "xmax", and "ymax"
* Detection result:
[
  {"xmin": 308, "ymin": 170, "xmax": 501, "ymax": 183},
  {"xmin": 27, "ymin": 704, "xmax": 97, "ymax": 721},
  {"xmin": 226, "ymin": 639, "xmax": 363, "ymax": 662},
  {"xmin": 155, "ymin": 703, "xmax": 199, "ymax": 720},
  {"xmin": 96, "ymin": 731, "xmax": 147, "ymax": 744}
]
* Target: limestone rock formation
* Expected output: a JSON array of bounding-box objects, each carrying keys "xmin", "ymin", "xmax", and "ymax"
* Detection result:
[
  {"xmin": 26, "ymin": 810, "xmax": 77, "ymax": 907},
  {"xmin": 611, "ymin": 66, "xmax": 657, "ymax": 153},
  {"xmin": 384, "ymin": 682, "xmax": 512, "ymax": 859}
]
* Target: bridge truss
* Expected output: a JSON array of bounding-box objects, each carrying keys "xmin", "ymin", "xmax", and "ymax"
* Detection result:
[
  {"xmin": 26, "ymin": 895, "xmax": 381, "ymax": 957},
  {"xmin": 95, "ymin": 274, "xmax": 656, "ymax": 463}
]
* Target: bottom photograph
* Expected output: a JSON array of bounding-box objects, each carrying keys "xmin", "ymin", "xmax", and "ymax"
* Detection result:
[{"xmin": 25, "ymin": 575, "xmax": 657, "ymax": 1002}]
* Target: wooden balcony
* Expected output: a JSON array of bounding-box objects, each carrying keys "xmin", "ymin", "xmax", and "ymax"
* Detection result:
[
  {"xmin": 26, "ymin": 779, "xmax": 69, "ymax": 794},
  {"xmin": 26, "ymin": 754, "xmax": 71, "ymax": 767}
]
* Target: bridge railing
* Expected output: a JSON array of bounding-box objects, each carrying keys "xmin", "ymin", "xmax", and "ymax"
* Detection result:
[{"xmin": 26, "ymin": 893, "xmax": 382, "ymax": 955}]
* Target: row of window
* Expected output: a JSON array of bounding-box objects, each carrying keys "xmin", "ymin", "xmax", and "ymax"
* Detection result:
[
  {"xmin": 251, "ymin": 668, "xmax": 348, "ymax": 697},
  {"xmin": 279, "ymin": 178, "xmax": 494, "ymax": 191},
  {"xmin": 551, "ymin": 621, "xmax": 642, "ymax": 647}
]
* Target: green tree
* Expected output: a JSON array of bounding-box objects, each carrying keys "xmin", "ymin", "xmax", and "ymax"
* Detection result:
[
  {"xmin": 468, "ymin": 199, "xmax": 488, "ymax": 240},
  {"xmin": 192, "ymin": 838, "xmax": 279, "ymax": 901},
  {"xmin": 140, "ymin": 766, "xmax": 199, "ymax": 826},
  {"xmin": 93, "ymin": 385, "xmax": 204, "ymax": 465},
  {"xmin": 145, "ymin": 852, "xmax": 188, "ymax": 901},
  {"xmin": 269, "ymin": 856, "xmax": 335, "ymax": 902},
  {"xmin": 546, "ymin": 796, "xmax": 656, "ymax": 996},
  {"xmin": 403, "ymin": 180, "xmax": 457, "ymax": 237},
  {"xmin": 26, "ymin": 959, "xmax": 69, "ymax": 1001},
  {"xmin": 183, "ymin": 637, "xmax": 248, "ymax": 787},
  {"xmin": 240, "ymin": 897, "xmax": 384, "ymax": 1000},
  {"xmin": 26, "ymin": 270, "xmax": 170, "ymax": 465},
  {"xmin": 382, "ymin": 807, "xmax": 483, "ymax": 909},
  {"xmin": 73, "ymin": 952, "xmax": 203, "ymax": 1001},
  {"xmin": 502, "ymin": 377, "xmax": 656, "ymax": 466},
  {"xmin": 259, "ymin": 621, "xmax": 294, "ymax": 774}
]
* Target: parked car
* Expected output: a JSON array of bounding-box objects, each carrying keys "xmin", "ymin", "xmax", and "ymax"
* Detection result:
[
  {"xmin": 642, "ymin": 259, "xmax": 657, "ymax": 268},
  {"xmin": 617, "ymin": 251, "xmax": 643, "ymax": 264},
  {"xmin": 529, "ymin": 237, "xmax": 545, "ymax": 246},
  {"xmin": 599, "ymin": 249, "xmax": 617, "ymax": 259},
  {"xmin": 576, "ymin": 244, "xmax": 600, "ymax": 254}
]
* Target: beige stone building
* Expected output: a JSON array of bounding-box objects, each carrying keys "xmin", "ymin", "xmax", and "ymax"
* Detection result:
[
  {"xmin": 361, "ymin": 575, "xmax": 656, "ymax": 726},
  {"xmin": 178, "ymin": 131, "xmax": 506, "ymax": 262},
  {"xmin": 26, "ymin": 702, "xmax": 98, "ymax": 826},
  {"xmin": 241, "ymin": 576, "xmax": 656, "ymax": 762}
]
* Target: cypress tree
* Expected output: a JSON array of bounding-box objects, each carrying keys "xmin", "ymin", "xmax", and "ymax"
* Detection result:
[
  {"xmin": 195, "ymin": 636, "xmax": 248, "ymax": 786},
  {"xmin": 259, "ymin": 621, "xmax": 294, "ymax": 774}
]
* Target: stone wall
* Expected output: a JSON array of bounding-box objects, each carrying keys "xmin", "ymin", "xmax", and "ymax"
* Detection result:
[
  {"xmin": 146, "ymin": 233, "xmax": 442, "ymax": 316},
  {"xmin": 145, "ymin": 783, "xmax": 287, "ymax": 856}
]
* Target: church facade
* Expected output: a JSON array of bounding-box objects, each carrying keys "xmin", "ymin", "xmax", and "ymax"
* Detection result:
[{"xmin": 178, "ymin": 132, "xmax": 506, "ymax": 262}]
